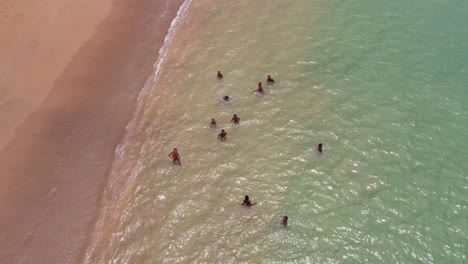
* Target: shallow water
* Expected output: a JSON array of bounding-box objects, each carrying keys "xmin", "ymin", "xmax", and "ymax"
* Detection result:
[{"xmin": 88, "ymin": 0, "xmax": 468, "ymax": 263}]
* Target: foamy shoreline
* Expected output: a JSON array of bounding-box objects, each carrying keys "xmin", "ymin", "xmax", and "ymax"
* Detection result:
[{"xmin": 0, "ymin": 0, "xmax": 185, "ymax": 262}]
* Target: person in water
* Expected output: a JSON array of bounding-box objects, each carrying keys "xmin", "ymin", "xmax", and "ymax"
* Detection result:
[
  {"xmin": 218, "ymin": 129, "xmax": 227, "ymax": 140},
  {"xmin": 241, "ymin": 195, "xmax": 256, "ymax": 206},
  {"xmin": 217, "ymin": 70, "xmax": 223, "ymax": 79},
  {"xmin": 267, "ymin": 74, "xmax": 275, "ymax": 83},
  {"xmin": 168, "ymin": 148, "xmax": 181, "ymax": 165},
  {"xmin": 222, "ymin": 95, "xmax": 230, "ymax": 102},
  {"xmin": 210, "ymin": 118, "xmax": 217, "ymax": 128},
  {"xmin": 317, "ymin": 143, "xmax": 323, "ymax": 153},
  {"xmin": 281, "ymin": 216, "xmax": 288, "ymax": 226},
  {"xmin": 231, "ymin": 114, "xmax": 240, "ymax": 124},
  {"xmin": 253, "ymin": 82, "xmax": 264, "ymax": 95}
]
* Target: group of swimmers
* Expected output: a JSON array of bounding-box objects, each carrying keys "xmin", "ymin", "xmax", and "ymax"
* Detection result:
[{"xmin": 168, "ymin": 71, "xmax": 324, "ymax": 227}]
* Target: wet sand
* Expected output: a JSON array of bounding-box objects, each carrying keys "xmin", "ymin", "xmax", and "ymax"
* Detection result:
[{"xmin": 0, "ymin": 0, "xmax": 185, "ymax": 263}]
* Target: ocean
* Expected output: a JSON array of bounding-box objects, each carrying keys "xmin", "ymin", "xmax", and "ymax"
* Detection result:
[{"xmin": 86, "ymin": 0, "xmax": 468, "ymax": 263}]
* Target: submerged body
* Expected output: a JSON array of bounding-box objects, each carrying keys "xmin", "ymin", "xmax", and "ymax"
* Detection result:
[
  {"xmin": 231, "ymin": 114, "xmax": 240, "ymax": 124},
  {"xmin": 168, "ymin": 148, "xmax": 181, "ymax": 165},
  {"xmin": 218, "ymin": 129, "xmax": 227, "ymax": 140},
  {"xmin": 254, "ymin": 82, "xmax": 264, "ymax": 95}
]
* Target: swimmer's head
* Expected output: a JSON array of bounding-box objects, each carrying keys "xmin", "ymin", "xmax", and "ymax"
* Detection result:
[{"xmin": 245, "ymin": 195, "xmax": 249, "ymax": 201}]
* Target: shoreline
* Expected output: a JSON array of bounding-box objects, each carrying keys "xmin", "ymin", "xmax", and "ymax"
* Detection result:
[
  {"xmin": 83, "ymin": 1, "xmax": 195, "ymax": 262},
  {"xmin": 0, "ymin": 0, "xmax": 185, "ymax": 263}
]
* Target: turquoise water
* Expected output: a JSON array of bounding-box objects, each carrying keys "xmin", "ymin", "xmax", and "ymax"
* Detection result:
[{"xmin": 86, "ymin": 0, "xmax": 468, "ymax": 263}]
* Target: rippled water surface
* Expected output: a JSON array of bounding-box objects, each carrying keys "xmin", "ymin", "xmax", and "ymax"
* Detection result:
[{"xmin": 87, "ymin": 0, "xmax": 468, "ymax": 263}]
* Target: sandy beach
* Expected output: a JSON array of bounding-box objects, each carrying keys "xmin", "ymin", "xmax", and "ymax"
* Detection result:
[{"xmin": 0, "ymin": 0, "xmax": 184, "ymax": 263}]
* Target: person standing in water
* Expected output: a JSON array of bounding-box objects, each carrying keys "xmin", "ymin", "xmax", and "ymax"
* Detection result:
[
  {"xmin": 281, "ymin": 216, "xmax": 288, "ymax": 226},
  {"xmin": 267, "ymin": 75, "xmax": 275, "ymax": 83},
  {"xmin": 253, "ymin": 82, "xmax": 264, "ymax": 95},
  {"xmin": 241, "ymin": 195, "xmax": 256, "ymax": 206},
  {"xmin": 231, "ymin": 114, "xmax": 240, "ymax": 124},
  {"xmin": 317, "ymin": 143, "xmax": 323, "ymax": 153},
  {"xmin": 210, "ymin": 118, "xmax": 217, "ymax": 128},
  {"xmin": 217, "ymin": 70, "xmax": 223, "ymax": 79},
  {"xmin": 218, "ymin": 129, "xmax": 227, "ymax": 140},
  {"xmin": 168, "ymin": 148, "xmax": 181, "ymax": 165}
]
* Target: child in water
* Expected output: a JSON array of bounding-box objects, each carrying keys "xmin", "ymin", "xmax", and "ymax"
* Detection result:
[
  {"xmin": 317, "ymin": 143, "xmax": 323, "ymax": 153},
  {"xmin": 217, "ymin": 70, "xmax": 223, "ymax": 79}
]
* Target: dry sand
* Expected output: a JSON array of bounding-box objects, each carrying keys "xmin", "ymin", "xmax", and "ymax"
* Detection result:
[
  {"xmin": 0, "ymin": 0, "xmax": 111, "ymax": 150},
  {"xmin": 0, "ymin": 0, "xmax": 185, "ymax": 263}
]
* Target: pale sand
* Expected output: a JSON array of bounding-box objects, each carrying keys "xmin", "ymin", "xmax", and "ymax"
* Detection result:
[
  {"xmin": 0, "ymin": 0, "xmax": 111, "ymax": 150},
  {"xmin": 0, "ymin": 0, "xmax": 185, "ymax": 263}
]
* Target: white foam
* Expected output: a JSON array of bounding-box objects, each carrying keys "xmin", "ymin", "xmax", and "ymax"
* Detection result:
[
  {"xmin": 135, "ymin": 0, "xmax": 194, "ymax": 104},
  {"xmin": 83, "ymin": 1, "xmax": 194, "ymax": 263}
]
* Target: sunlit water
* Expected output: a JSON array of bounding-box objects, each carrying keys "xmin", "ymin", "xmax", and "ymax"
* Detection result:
[{"xmin": 86, "ymin": 0, "xmax": 468, "ymax": 263}]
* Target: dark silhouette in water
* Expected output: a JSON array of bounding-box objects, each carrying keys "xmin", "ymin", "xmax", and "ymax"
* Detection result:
[
  {"xmin": 267, "ymin": 75, "xmax": 275, "ymax": 83},
  {"xmin": 218, "ymin": 129, "xmax": 227, "ymax": 140},
  {"xmin": 168, "ymin": 148, "xmax": 181, "ymax": 165},
  {"xmin": 231, "ymin": 114, "xmax": 240, "ymax": 124},
  {"xmin": 241, "ymin": 195, "xmax": 256, "ymax": 206},
  {"xmin": 253, "ymin": 82, "xmax": 264, "ymax": 95}
]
